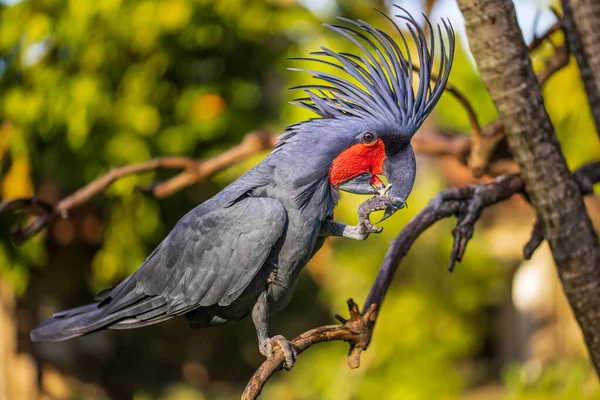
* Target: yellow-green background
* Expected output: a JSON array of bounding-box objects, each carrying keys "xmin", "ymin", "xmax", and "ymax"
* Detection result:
[{"xmin": 1, "ymin": 0, "xmax": 599, "ymax": 399}]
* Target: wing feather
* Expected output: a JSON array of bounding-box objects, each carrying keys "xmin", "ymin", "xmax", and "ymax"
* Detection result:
[{"xmin": 104, "ymin": 197, "xmax": 287, "ymax": 322}]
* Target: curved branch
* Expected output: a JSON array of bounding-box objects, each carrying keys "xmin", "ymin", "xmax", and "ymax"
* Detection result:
[
  {"xmin": 528, "ymin": 8, "xmax": 562, "ymax": 53},
  {"xmin": 363, "ymin": 173, "xmax": 524, "ymax": 310},
  {"xmin": 242, "ymin": 300, "xmax": 377, "ymax": 400},
  {"xmin": 0, "ymin": 131, "xmax": 276, "ymax": 243},
  {"xmin": 0, "ymin": 197, "xmax": 54, "ymax": 215},
  {"xmin": 58, "ymin": 131, "xmax": 276, "ymax": 208}
]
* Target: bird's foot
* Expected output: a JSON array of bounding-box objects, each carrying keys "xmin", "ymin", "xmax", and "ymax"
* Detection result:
[
  {"xmin": 356, "ymin": 194, "xmax": 407, "ymax": 230},
  {"xmin": 346, "ymin": 216, "xmax": 383, "ymax": 241},
  {"xmin": 259, "ymin": 334, "xmax": 298, "ymax": 370}
]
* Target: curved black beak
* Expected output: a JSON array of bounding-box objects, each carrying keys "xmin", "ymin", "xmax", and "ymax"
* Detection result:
[{"xmin": 377, "ymin": 144, "xmax": 416, "ymax": 221}]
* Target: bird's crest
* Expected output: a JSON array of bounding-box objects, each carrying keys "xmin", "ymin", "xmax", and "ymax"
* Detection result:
[{"xmin": 288, "ymin": 6, "xmax": 455, "ymax": 134}]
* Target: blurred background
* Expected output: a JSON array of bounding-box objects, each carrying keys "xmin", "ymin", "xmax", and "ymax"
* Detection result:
[{"xmin": 1, "ymin": 0, "xmax": 600, "ymax": 399}]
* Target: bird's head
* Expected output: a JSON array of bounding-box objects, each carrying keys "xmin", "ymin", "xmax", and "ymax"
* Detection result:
[{"xmin": 283, "ymin": 7, "xmax": 454, "ymax": 212}]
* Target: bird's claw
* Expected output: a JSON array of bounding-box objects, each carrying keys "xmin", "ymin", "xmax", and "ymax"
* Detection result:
[
  {"xmin": 342, "ymin": 187, "xmax": 406, "ymax": 241},
  {"xmin": 359, "ymin": 218, "xmax": 383, "ymax": 235},
  {"xmin": 358, "ymin": 193, "xmax": 407, "ymax": 226},
  {"xmin": 260, "ymin": 335, "xmax": 298, "ymax": 370},
  {"xmin": 377, "ymin": 197, "xmax": 407, "ymax": 224}
]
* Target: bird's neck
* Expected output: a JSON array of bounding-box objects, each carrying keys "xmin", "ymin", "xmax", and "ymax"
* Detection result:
[{"xmin": 253, "ymin": 146, "xmax": 338, "ymax": 220}]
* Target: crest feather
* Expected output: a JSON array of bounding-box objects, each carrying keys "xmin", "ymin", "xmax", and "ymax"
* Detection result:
[{"xmin": 289, "ymin": 7, "xmax": 455, "ymax": 134}]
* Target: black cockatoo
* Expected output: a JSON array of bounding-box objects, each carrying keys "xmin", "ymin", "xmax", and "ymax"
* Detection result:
[{"xmin": 31, "ymin": 8, "xmax": 454, "ymax": 369}]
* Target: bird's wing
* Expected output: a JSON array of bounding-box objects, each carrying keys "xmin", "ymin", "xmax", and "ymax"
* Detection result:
[{"xmin": 99, "ymin": 196, "xmax": 287, "ymax": 320}]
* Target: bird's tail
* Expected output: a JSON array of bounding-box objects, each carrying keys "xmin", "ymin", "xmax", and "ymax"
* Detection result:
[
  {"xmin": 30, "ymin": 302, "xmax": 111, "ymax": 341},
  {"xmin": 30, "ymin": 295, "xmax": 171, "ymax": 342}
]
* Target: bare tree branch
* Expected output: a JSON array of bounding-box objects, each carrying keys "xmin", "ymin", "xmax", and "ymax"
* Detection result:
[
  {"xmin": 0, "ymin": 131, "xmax": 275, "ymax": 243},
  {"xmin": 536, "ymin": 44, "xmax": 569, "ymax": 86},
  {"xmin": 242, "ymin": 300, "xmax": 377, "ymax": 400},
  {"xmin": 363, "ymin": 174, "xmax": 524, "ymax": 310}
]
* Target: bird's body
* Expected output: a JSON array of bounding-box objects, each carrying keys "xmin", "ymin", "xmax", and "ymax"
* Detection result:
[
  {"xmin": 31, "ymin": 134, "xmax": 337, "ymax": 339},
  {"xmin": 31, "ymin": 8, "xmax": 455, "ymax": 368}
]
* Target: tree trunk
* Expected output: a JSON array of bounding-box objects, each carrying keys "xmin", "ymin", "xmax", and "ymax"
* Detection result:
[
  {"xmin": 457, "ymin": 0, "xmax": 600, "ymax": 375},
  {"xmin": 561, "ymin": 0, "xmax": 600, "ymax": 134}
]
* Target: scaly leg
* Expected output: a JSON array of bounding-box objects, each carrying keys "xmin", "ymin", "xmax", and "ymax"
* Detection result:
[{"xmin": 252, "ymin": 291, "xmax": 297, "ymax": 370}]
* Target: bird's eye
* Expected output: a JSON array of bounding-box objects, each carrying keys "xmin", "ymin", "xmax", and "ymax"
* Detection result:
[{"xmin": 362, "ymin": 132, "xmax": 376, "ymax": 143}]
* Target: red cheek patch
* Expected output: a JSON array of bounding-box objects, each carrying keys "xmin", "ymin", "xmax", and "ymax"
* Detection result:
[{"xmin": 329, "ymin": 138, "xmax": 386, "ymax": 187}]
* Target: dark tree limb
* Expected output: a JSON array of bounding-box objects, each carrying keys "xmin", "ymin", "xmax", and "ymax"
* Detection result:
[
  {"xmin": 363, "ymin": 174, "xmax": 524, "ymax": 310},
  {"xmin": 562, "ymin": 0, "xmax": 600, "ymax": 135},
  {"xmin": 0, "ymin": 197, "xmax": 54, "ymax": 215},
  {"xmin": 523, "ymin": 221, "xmax": 543, "ymax": 260},
  {"xmin": 536, "ymin": 43, "xmax": 569, "ymax": 86},
  {"xmin": 458, "ymin": 0, "xmax": 600, "ymax": 375}
]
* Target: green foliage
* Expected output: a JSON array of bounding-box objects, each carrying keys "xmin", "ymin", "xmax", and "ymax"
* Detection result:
[
  {"xmin": 504, "ymin": 361, "xmax": 600, "ymax": 400},
  {"xmin": 0, "ymin": 0, "xmax": 315, "ymax": 293}
]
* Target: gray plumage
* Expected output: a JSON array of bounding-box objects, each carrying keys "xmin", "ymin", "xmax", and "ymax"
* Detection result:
[
  {"xmin": 32, "ymin": 197, "xmax": 287, "ymax": 340},
  {"xmin": 31, "ymin": 9, "xmax": 455, "ymax": 366}
]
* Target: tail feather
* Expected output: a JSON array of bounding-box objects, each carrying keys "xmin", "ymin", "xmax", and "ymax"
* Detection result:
[
  {"xmin": 110, "ymin": 311, "xmax": 172, "ymax": 330},
  {"xmin": 30, "ymin": 295, "xmax": 170, "ymax": 342},
  {"xmin": 52, "ymin": 302, "xmax": 100, "ymax": 318},
  {"xmin": 31, "ymin": 306, "xmax": 108, "ymax": 341}
]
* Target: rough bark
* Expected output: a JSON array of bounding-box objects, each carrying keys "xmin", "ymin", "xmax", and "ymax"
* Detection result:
[
  {"xmin": 458, "ymin": 0, "xmax": 600, "ymax": 374},
  {"xmin": 562, "ymin": 0, "xmax": 600, "ymax": 134}
]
